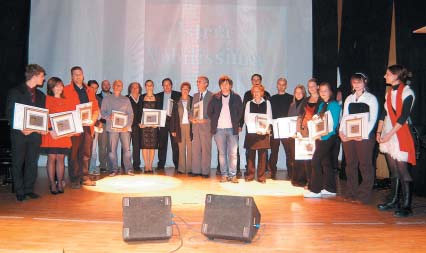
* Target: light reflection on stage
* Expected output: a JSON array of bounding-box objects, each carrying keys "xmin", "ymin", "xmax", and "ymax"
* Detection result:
[
  {"xmin": 84, "ymin": 175, "xmax": 305, "ymax": 197},
  {"xmin": 85, "ymin": 175, "xmax": 183, "ymax": 193}
]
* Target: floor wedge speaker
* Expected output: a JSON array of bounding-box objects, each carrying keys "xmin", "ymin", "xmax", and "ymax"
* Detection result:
[
  {"xmin": 201, "ymin": 194, "xmax": 261, "ymax": 242},
  {"xmin": 122, "ymin": 196, "xmax": 172, "ymax": 241}
]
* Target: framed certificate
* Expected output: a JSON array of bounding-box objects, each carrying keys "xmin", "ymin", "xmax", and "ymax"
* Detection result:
[
  {"xmin": 24, "ymin": 107, "xmax": 48, "ymax": 132},
  {"xmin": 142, "ymin": 110, "xmax": 161, "ymax": 126},
  {"xmin": 308, "ymin": 112, "xmax": 331, "ymax": 140},
  {"xmin": 346, "ymin": 118, "xmax": 362, "ymax": 139},
  {"xmin": 340, "ymin": 112, "xmax": 369, "ymax": 139},
  {"xmin": 166, "ymin": 99, "xmax": 174, "ymax": 117},
  {"xmin": 272, "ymin": 116, "xmax": 298, "ymax": 139},
  {"xmin": 76, "ymin": 102, "xmax": 92, "ymax": 125},
  {"xmin": 295, "ymin": 138, "xmax": 316, "ymax": 160},
  {"xmin": 193, "ymin": 100, "xmax": 203, "ymax": 120},
  {"xmin": 111, "ymin": 110, "xmax": 128, "ymax": 129},
  {"xmin": 50, "ymin": 112, "xmax": 76, "ymax": 136},
  {"xmin": 50, "ymin": 110, "xmax": 84, "ymax": 137},
  {"xmin": 255, "ymin": 114, "xmax": 269, "ymax": 134}
]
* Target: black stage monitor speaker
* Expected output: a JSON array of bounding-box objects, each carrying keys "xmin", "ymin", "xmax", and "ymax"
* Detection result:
[
  {"xmin": 122, "ymin": 196, "xmax": 172, "ymax": 241},
  {"xmin": 201, "ymin": 194, "xmax": 261, "ymax": 242}
]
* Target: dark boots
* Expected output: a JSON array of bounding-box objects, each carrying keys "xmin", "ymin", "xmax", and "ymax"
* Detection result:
[
  {"xmin": 394, "ymin": 181, "xmax": 413, "ymax": 217},
  {"xmin": 377, "ymin": 178, "xmax": 400, "ymax": 211}
]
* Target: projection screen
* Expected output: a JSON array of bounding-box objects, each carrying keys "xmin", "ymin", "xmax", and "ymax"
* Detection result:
[{"xmin": 29, "ymin": 0, "xmax": 312, "ymax": 169}]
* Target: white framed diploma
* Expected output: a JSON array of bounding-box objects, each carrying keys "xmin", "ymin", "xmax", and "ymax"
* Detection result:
[
  {"xmin": 295, "ymin": 137, "xmax": 316, "ymax": 160},
  {"xmin": 50, "ymin": 110, "xmax": 83, "ymax": 137},
  {"xmin": 13, "ymin": 103, "xmax": 49, "ymax": 133},
  {"xmin": 76, "ymin": 102, "xmax": 92, "ymax": 125},
  {"xmin": 272, "ymin": 116, "xmax": 298, "ymax": 139},
  {"xmin": 341, "ymin": 112, "xmax": 369, "ymax": 139}
]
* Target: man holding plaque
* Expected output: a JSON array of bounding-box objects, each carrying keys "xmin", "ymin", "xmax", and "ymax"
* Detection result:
[
  {"xmin": 269, "ymin": 77, "xmax": 294, "ymax": 180},
  {"xmin": 156, "ymin": 78, "xmax": 181, "ymax": 170},
  {"xmin": 6, "ymin": 64, "xmax": 46, "ymax": 201},
  {"xmin": 101, "ymin": 80, "xmax": 134, "ymax": 176},
  {"xmin": 63, "ymin": 66, "xmax": 99, "ymax": 189},
  {"xmin": 190, "ymin": 76, "xmax": 213, "ymax": 178}
]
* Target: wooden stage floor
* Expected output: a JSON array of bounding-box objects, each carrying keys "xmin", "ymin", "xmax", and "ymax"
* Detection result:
[{"xmin": 1, "ymin": 168, "xmax": 426, "ymax": 253}]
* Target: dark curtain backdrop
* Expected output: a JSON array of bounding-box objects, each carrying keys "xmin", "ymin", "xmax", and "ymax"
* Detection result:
[
  {"xmin": 338, "ymin": 0, "xmax": 393, "ymax": 101},
  {"xmin": 0, "ymin": 0, "xmax": 30, "ymax": 118},
  {"xmin": 394, "ymin": 0, "xmax": 426, "ymax": 196},
  {"xmin": 312, "ymin": 0, "xmax": 338, "ymax": 88}
]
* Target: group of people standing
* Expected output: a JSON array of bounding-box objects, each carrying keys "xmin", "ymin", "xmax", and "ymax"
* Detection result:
[{"xmin": 7, "ymin": 64, "xmax": 416, "ymax": 218}]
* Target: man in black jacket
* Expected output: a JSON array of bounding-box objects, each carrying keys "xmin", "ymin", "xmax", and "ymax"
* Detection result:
[
  {"xmin": 6, "ymin": 64, "xmax": 46, "ymax": 201},
  {"xmin": 208, "ymin": 75, "xmax": 243, "ymax": 183},
  {"xmin": 156, "ymin": 78, "xmax": 181, "ymax": 170},
  {"xmin": 96, "ymin": 80, "xmax": 112, "ymax": 172}
]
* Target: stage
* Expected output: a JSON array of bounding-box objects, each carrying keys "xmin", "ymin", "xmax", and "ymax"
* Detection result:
[{"xmin": 1, "ymin": 168, "xmax": 426, "ymax": 253}]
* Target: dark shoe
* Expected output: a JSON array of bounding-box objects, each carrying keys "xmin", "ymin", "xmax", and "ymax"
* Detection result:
[
  {"xmin": 157, "ymin": 166, "xmax": 165, "ymax": 170},
  {"xmin": 71, "ymin": 181, "xmax": 81, "ymax": 189},
  {"xmin": 189, "ymin": 173, "xmax": 200, "ymax": 177},
  {"xmin": 377, "ymin": 178, "xmax": 400, "ymax": 211},
  {"xmin": 49, "ymin": 185, "xmax": 58, "ymax": 195},
  {"xmin": 236, "ymin": 171, "xmax": 242, "ymax": 178},
  {"xmin": 25, "ymin": 192, "xmax": 40, "ymax": 199},
  {"xmin": 201, "ymin": 174, "xmax": 210, "ymax": 178},
  {"xmin": 82, "ymin": 179, "xmax": 96, "ymax": 186},
  {"xmin": 394, "ymin": 181, "xmax": 413, "ymax": 217},
  {"xmin": 176, "ymin": 171, "xmax": 184, "ymax": 174},
  {"xmin": 16, "ymin": 194, "xmax": 26, "ymax": 202}
]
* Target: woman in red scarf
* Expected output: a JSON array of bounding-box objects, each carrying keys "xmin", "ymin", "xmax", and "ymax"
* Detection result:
[{"xmin": 377, "ymin": 65, "xmax": 416, "ymax": 217}]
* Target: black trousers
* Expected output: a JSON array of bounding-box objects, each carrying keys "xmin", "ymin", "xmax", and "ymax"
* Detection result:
[
  {"xmin": 343, "ymin": 138, "xmax": 376, "ymax": 202},
  {"xmin": 131, "ymin": 126, "xmax": 141, "ymax": 170},
  {"xmin": 246, "ymin": 149, "xmax": 267, "ymax": 181},
  {"xmin": 10, "ymin": 131, "xmax": 41, "ymax": 195},
  {"xmin": 309, "ymin": 135, "xmax": 337, "ymax": 193},
  {"xmin": 269, "ymin": 137, "xmax": 293, "ymax": 178},
  {"xmin": 69, "ymin": 126, "xmax": 93, "ymax": 183},
  {"xmin": 158, "ymin": 121, "xmax": 179, "ymax": 169}
]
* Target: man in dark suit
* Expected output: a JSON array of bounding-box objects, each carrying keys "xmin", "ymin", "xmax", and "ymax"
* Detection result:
[
  {"xmin": 156, "ymin": 78, "xmax": 181, "ymax": 170},
  {"xmin": 96, "ymin": 80, "xmax": 112, "ymax": 172},
  {"xmin": 6, "ymin": 64, "xmax": 46, "ymax": 201}
]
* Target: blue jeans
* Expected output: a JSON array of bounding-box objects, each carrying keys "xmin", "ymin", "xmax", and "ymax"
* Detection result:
[
  {"xmin": 89, "ymin": 132, "xmax": 99, "ymax": 175},
  {"xmin": 108, "ymin": 131, "xmax": 132, "ymax": 173},
  {"xmin": 214, "ymin": 128, "xmax": 238, "ymax": 177}
]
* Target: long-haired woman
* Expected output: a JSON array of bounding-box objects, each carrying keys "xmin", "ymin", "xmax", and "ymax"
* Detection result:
[{"xmin": 377, "ymin": 65, "xmax": 416, "ymax": 217}]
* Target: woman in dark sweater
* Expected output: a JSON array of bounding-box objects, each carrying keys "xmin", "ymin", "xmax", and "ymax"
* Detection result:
[{"xmin": 288, "ymin": 84, "xmax": 308, "ymax": 187}]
